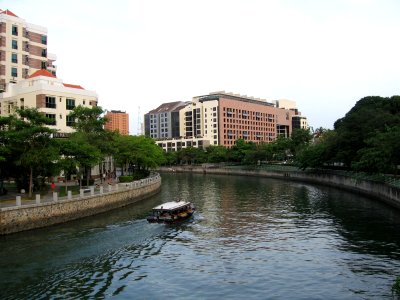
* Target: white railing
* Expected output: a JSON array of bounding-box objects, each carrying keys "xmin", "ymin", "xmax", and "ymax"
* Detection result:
[{"xmin": 2, "ymin": 173, "xmax": 161, "ymax": 210}]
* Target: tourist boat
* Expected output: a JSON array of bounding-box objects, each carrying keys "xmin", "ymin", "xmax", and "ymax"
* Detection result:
[{"xmin": 147, "ymin": 200, "xmax": 195, "ymax": 223}]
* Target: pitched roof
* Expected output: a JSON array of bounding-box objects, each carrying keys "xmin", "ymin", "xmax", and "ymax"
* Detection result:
[
  {"xmin": 63, "ymin": 83, "xmax": 84, "ymax": 90},
  {"xmin": 28, "ymin": 69, "xmax": 57, "ymax": 79},
  {"xmin": 0, "ymin": 9, "xmax": 18, "ymax": 17}
]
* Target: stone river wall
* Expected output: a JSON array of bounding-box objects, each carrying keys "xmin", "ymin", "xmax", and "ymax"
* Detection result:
[
  {"xmin": 0, "ymin": 174, "xmax": 161, "ymax": 235},
  {"xmin": 160, "ymin": 166, "xmax": 400, "ymax": 210}
]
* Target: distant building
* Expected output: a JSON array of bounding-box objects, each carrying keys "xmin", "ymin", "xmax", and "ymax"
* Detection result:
[
  {"xmin": 0, "ymin": 69, "xmax": 98, "ymax": 134},
  {"xmin": 105, "ymin": 110, "xmax": 129, "ymax": 135},
  {"xmin": 145, "ymin": 91, "xmax": 308, "ymax": 151},
  {"xmin": 0, "ymin": 9, "xmax": 57, "ymax": 92},
  {"xmin": 144, "ymin": 101, "xmax": 189, "ymax": 139}
]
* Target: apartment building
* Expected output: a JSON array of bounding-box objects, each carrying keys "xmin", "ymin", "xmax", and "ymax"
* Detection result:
[
  {"xmin": 105, "ymin": 110, "xmax": 129, "ymax": 135},
  {"xmin": 0, "ymin": 9, "xmax": 56, "ymax": 92},
  {"xmin": 0, "ymin": 69, "xmax": 98, "ymax": 134},
  {"xmin": 144, "ymin": 101, "xmax": 188, "ymax": 139}
]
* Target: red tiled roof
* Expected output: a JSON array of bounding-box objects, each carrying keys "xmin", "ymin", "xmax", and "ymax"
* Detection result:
[
  {"xmin": 63, "ymin": 83, "xmax": 84, "ymax": 90},
  {"xmin": 0, "ymin": 9, "xmax": 18, "ymax": 17},
  {"xmin": 28, "ymin": 69, "xmax": 57, "ymax": 79}
]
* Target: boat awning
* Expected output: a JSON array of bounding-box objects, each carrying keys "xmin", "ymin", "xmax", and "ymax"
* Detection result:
[{"xmin": 153, "ymin": 201, "xmax": 190, "ymax": 211}]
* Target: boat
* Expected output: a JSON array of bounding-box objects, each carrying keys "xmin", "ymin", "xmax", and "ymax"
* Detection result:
[{"xmin": 147, "ymin": 200, "xmax": 195, "ymax": 223}]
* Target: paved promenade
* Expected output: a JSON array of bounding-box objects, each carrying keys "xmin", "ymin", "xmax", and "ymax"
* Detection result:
[{"xmin": 0, "ymin": 179, "xmax": 115, "ymax": 208}]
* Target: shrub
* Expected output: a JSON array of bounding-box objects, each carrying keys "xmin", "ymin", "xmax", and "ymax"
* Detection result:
[{"xmin": 119, "ymin": 176, "xmax": 133, "ymax": 183}]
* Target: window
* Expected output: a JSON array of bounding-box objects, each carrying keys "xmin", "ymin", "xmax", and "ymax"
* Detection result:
[
  {"xmin": 12, "ymin": 40, "xmax": 18, "ymax": 50},
  {"xmin": 41, "ymin": 61, "xmax": 47, "ymax": 69},
  {"xmin": 66, "ymin": 115, "xmax": 75, "ymax": 127},
  {"xmin": 11, "ymin": 67, "xmax": 17, "ymax": 77},
  {"xmin": 45, "ymin": 96, "xmax": 56, "ymax": 108},
  {"xmin": 12, "ymin": 53, "xmax": 18, "ymax": 63},
  {"xmin": 46, "ymin": 114, "xmax": 56, "ymax": 125},
  {"xmin": 41, "ymin": 49, "xmax": 47, "ymax": 57},
  {"xmin": 41, "ymin": 35, "xmax": 47, "ymax": 45},
  {"xmin": 12, "ymin": 25, "xmax": 18, "ymax": 36},
  {"xmin": 66, "ymin": 98, "xmax": 75, "ymax": 110}
]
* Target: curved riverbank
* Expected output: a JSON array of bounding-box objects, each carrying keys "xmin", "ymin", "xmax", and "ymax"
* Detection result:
[
  {"xmin": 159, "ymin": 166, "xmax": 400, "ymax": 210},
  {"xmin": 0, "ymin": 174, "xmax": 162, "ymax": 235}
]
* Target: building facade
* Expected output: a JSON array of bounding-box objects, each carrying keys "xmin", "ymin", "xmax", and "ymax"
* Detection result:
[
  {"xmin": 0, "ymin": 9, "xmax": 57, "ymax": 92},
  {"xmin": 104, "ymin": 110, "xmax": 129, "ymax": 135},
  {"xmin": 144, "ymin": 101, "xmax": 188, "ymax": 139},
  {"xmin": 0, "ymin": 69, "xmax": 98, "ymax": 134},
  {"xmin": 146, "ymin": 92, "xmax": 308, "ymax": 151},
  {"xmin": 182, "ymin": 92, "xmax": 302, "ymax": 148}
]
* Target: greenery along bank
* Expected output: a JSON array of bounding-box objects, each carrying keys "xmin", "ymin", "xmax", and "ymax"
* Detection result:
[
  {"xmin": 1, "ymin": 95, "xmax": 398, "ymax": 199},
  {"xmin": 163, "ymin": 96, "xmax": 400, "ymax": 176},
  {"xmin": 0, "ymin": 106, "xmax": 165, "ymax": 198}
]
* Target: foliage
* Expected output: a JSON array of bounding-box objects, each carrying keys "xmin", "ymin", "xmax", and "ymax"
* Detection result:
[
  {"xmin": 393, "ymin": 276, "xmax": 400, "ymax": 296},
  {"xmin": 333, "ymin": 96, "xmax": 400, "ymax": 168},
  {"xmin": 118, "ymin": 175, "xmax": 133, "ymax": 183},
  {"xmin": 3, "ymin": 108, "xmax": 59, "ymax": 197}
]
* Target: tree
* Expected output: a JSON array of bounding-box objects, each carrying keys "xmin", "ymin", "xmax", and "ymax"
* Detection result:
[
  {"xmin": 333, "ymin": 96, "xmax": 400, "ymax": 167},
  {"xmin": 352, "ymin": 125, "xmax": 400, "ymax": 173},
  {"xmin": 295, "ymin": 130, "xmax": 338, "ymax": 170},
  {"xmin": 69, "ymin": 106, "xmax": 109, "ymax": 185},
  {"xmin": 206, "ymin": 145, "xmax": 228, "ymax": 163},
  {"xmin": 289, "ymin": 128, "xmax": 312, "ymax": 157},
  {"xmin": 7, "ymin": 108, "xmax": 59, "ymax": 197}
]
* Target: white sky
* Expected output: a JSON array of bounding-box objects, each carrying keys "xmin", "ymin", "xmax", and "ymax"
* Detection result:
[{"xmin": 3, "ymin": 0, "xmax": 400, "ymax": 134}]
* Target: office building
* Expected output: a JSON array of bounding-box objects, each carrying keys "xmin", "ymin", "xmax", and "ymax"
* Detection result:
[
  {"xmin": 146, "ymin": 92, "xmax": 308, "ymax": 151},
  {"xmin": 0, "ymin": 9, "xmax": 57, "ymax": 92},
  {"xmin": 105, "ymin": 110, "xmax": 129, "ymax": 135}
]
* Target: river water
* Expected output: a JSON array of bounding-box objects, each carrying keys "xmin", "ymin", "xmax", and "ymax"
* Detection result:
[{"xmin": 1, "ymin": 173, "xmax": 400, "ymax": 299}]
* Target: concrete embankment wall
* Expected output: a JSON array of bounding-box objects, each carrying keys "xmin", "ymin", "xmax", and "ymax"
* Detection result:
[
  {"xmin": 0, "ymin": 174, "xmax": 161, "ymax": 235},
  {"xmin": 161, "ymin": 166, "xmax": 400, "ymax": 210}
]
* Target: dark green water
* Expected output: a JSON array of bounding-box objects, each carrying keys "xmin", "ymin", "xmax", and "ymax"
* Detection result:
[{"xmin": 1, "ymin": 173, "xmax": 400, "ymax": 299}]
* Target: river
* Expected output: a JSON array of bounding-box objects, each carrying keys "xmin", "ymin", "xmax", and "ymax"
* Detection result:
[{"xmin": 1, "ymin": 173, "xmax": 400, "ymax": 299}]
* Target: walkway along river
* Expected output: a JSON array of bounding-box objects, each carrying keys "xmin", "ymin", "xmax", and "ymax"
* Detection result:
[
  {"xmin": 0, "ymin": 173, "xmax": 161, "ymax": 235},
  {"xmin": 0, "ymin": 172, "xmax": 399, "ymax": 299}
]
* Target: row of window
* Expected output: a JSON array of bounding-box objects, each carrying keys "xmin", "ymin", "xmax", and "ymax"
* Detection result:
[
  {"xmin": 11, "ymin": 25, "xmax": 47, "ymax": 43},
  {"xmin": 45, "ymin": 113, "xmax": 75, "ymax": 127},
  {"xmin": 45, "ymin": 97, "xmax": 79, "ymax": 110},
  {"xmin": 11, "ymin": 39, "xmax": 47, "ymax": 56}
]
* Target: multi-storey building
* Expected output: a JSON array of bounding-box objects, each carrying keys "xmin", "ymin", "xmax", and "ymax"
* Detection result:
[
  {"xmin": 0, "ymin": 69, "xmax": 98, "ymax": 135},
  {"xmin": 105, "ymin": 110, "xmax": 129, "ymax": 135},
  {"xmin": 144, "ymin": 101, "xmax": 188, "ymax": 139},
  {"xmin": 0, "ymin": 9, "xmax": 57, "ymax": 92},
  {"xmin": 147, "ymin": 92, "xmax": 308, "ymax": 152},
  {"xmin": 182, "ymin": 92, "xmax": 301, "ymax": 147}
]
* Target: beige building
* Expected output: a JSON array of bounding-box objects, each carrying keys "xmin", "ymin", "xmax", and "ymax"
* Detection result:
[
  {"xmin": 0, "ymin": 69, "xmax": 98, "ymax": 134},
  {"xmin": 0, "ymin": 9, "xmax": 57, "ymax": 92}
]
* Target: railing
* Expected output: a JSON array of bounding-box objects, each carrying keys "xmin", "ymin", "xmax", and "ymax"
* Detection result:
[
  {"xmin": 2, "ymin": 173, "xmax": 161, "ymax": 210},
  {"xmin": 224, "ymin": 164, "xmax": 400, "ymax": 188}
]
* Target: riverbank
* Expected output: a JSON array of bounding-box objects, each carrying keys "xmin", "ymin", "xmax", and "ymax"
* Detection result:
[
  {"xmin": 159, "ymin": 165, "xmax": 400, "ymax": 210},
  {"xmin": 0, "ymin": 173, "xmax": 161, "ymax": 235}
]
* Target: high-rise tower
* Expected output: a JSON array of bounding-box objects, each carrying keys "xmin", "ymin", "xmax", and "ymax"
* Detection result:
[{"xmin": 0, "ymin": 9, "xmax": 57, "ymax": 92}]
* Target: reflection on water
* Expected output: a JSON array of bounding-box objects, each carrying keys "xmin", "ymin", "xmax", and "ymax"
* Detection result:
[{"xmin": 1, "ymin": 173, "xmax": 400, "ymax": 299}]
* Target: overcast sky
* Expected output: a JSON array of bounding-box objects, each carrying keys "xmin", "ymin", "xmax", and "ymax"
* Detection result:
[{"xmin": 3, "ymin": 0, "xmax": 400, "ymax": 134}]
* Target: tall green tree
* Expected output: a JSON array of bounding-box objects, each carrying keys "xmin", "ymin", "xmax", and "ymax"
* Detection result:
[
  {"xmin": 7, "ymin": 108, "xmax": 59, "ymax": 197},
  {"xmin": 68, "ymin": 106, "xmax": 108, "ymax": 185},
  {"xmin": 334, "ymin": 96, "xmax": 400, "ymax": 167}
]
